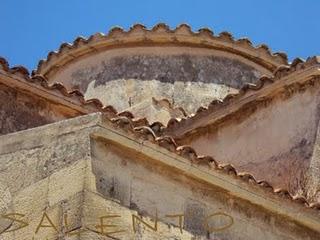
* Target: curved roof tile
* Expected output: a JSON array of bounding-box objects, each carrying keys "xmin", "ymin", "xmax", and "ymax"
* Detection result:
[
  {"xmin": 1, "ymin": 56, "xmax": 319, "ymax": 211},
  {"xmin": 33, "ymin": 23, "xmax": 288, "ymax": 77}
]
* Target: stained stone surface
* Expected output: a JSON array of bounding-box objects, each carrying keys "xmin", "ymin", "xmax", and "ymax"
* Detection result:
[
  {"xmin": 0, "ymin": 83, "xmax": 80, "ymax": 135},
  {"xmin": 50, "ymin": 47, "xmax": 263, "ymax": 115}
]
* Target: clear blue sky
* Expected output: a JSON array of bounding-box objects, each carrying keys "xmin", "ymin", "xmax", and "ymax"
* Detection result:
[{"xmin": 1, "ymin": 0, "xmax": 319, "ymax": 70}]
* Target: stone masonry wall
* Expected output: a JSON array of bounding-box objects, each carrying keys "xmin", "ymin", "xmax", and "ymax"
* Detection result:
[{"xmin": 0, "ymin": 114, "xmax": 318, "ymax": 240}]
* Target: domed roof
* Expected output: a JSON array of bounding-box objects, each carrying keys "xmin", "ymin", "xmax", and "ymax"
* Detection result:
[{"xmin": 33, "ymin": 24, "xmax": 288, "ymax": 121}]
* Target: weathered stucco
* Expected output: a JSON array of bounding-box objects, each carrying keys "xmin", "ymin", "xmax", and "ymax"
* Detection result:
[
  {"xmin": 50, "ymin": 47, "xmax": 263, "ymax": 115},
  {"xmin": 0, "ymin": 83, "xmax": 81, "ymax": 135},
  {"xmin": 0, "ymin": 114, "xmax": 318, "ymax": 240},
  {"xmin": 179, "ymin": 85, "xmax": 320, "ymax": 198}
]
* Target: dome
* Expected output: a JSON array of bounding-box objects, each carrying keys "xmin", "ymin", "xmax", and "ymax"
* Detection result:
[{"xmin": 34, "ymin": 24, "xmax": 287, "ymax": 122}]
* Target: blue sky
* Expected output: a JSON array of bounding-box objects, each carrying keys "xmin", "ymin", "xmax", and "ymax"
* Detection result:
[{"xmin": 1, "ymin": 0, "xmax": 319, "ymax": 70}]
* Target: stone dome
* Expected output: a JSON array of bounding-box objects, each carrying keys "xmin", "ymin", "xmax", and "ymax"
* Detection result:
[{"xmin": 34, "ymin": 24, "xmax": 287, "ymax": 122}]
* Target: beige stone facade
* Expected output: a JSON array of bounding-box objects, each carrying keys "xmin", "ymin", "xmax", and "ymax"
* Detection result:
[{"xmin": 0, "ymin": 24, "xmax": 319, "ymax": 239}]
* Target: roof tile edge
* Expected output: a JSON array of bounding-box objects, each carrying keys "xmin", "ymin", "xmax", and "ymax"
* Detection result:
[
  {"xmin": 1, "ymin": 56, "xmax": 320, "ymax": 212},
  {"xmin": 33, "ymin": 23, "xmax": 288, "ymax": 77}
]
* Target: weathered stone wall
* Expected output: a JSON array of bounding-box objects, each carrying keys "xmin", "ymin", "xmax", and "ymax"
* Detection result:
[
  {"xmin": 0, "ymin": 115, "xmax": 200, "ymax": 240},
  {"xmin": 50, "ymin": 47, "xmax": 264, "ymax": 114},
  {"xmin": 0, "ymin": 83, "xmax": 80, "ymax": 135},
  {"xmin": 181, "ymin": 85, "xmax": 320, "ymax": 198},
  {"xmin": 0, "ymin": 115, "xmax": 96, "ymax": 240},
  {"xmin": 1, "ymin": 114, "xmax": 318, "ymax": 240},
  {"xmin": 91, "ymin": 136, "xmax": 318, "ymax": 240},
  {"xmin": 0, "ymin": 118, "xmax": 193, "ymax": 239}
]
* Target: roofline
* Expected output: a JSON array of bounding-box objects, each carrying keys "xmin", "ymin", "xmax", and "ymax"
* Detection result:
[{"xmin": 33, "ymin": 23, "xmax": 288, "ymax": 78}]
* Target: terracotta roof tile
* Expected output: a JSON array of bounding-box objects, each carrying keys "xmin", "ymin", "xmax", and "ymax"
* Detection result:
[
  {"xmin": 1, "ymin": 56, "xmax": 319, "ymax": 212},
  {"xmin": 33, "ymin": 23, "xmax": 288, "ymax": 77}
]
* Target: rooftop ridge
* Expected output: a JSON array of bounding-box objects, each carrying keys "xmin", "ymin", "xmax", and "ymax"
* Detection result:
[{"xmin": 32, "ymin": 23, "xmax": 288, "ymax": 77}]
